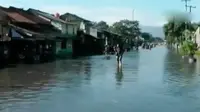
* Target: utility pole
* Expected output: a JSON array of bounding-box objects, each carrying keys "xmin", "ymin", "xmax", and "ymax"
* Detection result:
[
  {"xmin": 181, "ymin": 0, "xmax": 191, "ymax": 11},
  {"xmin": 181, "ymin": 0, "xmax": 191, "ymax": 30},
  {"xmin": 132, "ymin": 9, "xmax": 138, "ymax": 50},
  {"xmin": 186, "ymin": 5, "xmax": 196, "ymax": 40},
  {"xmin": 186, "ymin": 5, "xmax": 196, "ymax": 13},
  {"xmin": 181, "ymin": 0, "xmax": 191, "ymax": 44}
]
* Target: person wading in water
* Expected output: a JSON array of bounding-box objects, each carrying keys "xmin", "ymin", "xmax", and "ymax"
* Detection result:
[
  {"xmin": 115, "ymin": 44, "xmax": 124, "ymax": 66},
  {"xmin": 104, "ymin": 45, "xmax": 110, "ymax": 59}
]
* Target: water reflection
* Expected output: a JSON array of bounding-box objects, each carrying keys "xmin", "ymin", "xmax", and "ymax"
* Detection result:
[
  {"xmin": 115, "ymin": 66, "xmax": 123, "ymax": 86},
  {"xmin": 0, "ymin": 58, "xmax": 93, "ymax": 111},
  {"xmin": 50, "ymin": 59, "xmax": 92, "ymax": 88},
  {"xmin": 0, "ymin": 63, "xmax": 55, "ymax": 111},
  {"xmin": 4, "ymin": 47, "xmax": 200, "ymax": 112},
  {"xmin": 124, "ymin": 51, "xmax": 140, "ymax": 83},
  {"xmin": 83, "ymin": 61, "xmax": 92, "ymax": 81},
  {"xmin": 114, "ymin": 51, "xmax": 140, "ymax": 86},
  {"xmin": 163, "ymin": 50, "xmax": 198, "ymax": 96}
]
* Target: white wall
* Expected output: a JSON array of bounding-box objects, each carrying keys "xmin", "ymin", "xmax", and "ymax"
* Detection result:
[
  {"xmin": 80, "ymin": 22, "xmax": 86, "ymax": 33},
  {"xmin": 195, "ymin": 27, "xmax": 200, "ymax": 48},
  {"xmin": 89, "ymin": 27, "xmax": 97, "ymax": 38},
  {"xmin": 51, "ymin": 21, "xmax": 63, "ymax": 31},
  {"xmin": 66, "ymin": 24, "xmax": 77, "ymax": 35}
]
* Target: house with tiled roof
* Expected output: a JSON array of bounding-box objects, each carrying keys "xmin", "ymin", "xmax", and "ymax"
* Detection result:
[
  {"xmin": 60, "ymin": 13, "xmax": 105, "ymax": 56},
  {"xmin": 0, "ymin": 6, "xmax": 57, "ymax": 40},
  {"xmin": 28, "ymin": 8, "xmax": 78, "ymax": 58},
  {"xmin": 60, "ymin": 13, "xmax": 95, "ymax": 36},
  {"xmin": 0, "ymin": 6, "xmax": 59, "ymax": 64}
]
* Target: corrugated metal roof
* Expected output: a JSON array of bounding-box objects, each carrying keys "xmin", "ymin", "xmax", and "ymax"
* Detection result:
[
  {"xmin": 61, "ymin": 13, "xmax": 91, "ymax": 23},
  {"xmin": 28, "ymin": 9, "xmax": 66, "ymax": 23}
]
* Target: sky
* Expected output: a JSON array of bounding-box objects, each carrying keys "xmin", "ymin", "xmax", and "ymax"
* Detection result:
[{"xmin": 1, "ymin": 0, "xmax": 200, "ymax": 26}]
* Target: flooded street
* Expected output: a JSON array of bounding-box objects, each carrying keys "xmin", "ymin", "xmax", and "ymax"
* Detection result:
[{"xmin": 1, "ymin": 46, "xmax": 200, "ymax": 112}]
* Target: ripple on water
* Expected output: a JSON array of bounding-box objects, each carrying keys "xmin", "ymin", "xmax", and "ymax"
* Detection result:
[{"xmin": 2, "ymin": 47, "xmax": 200, "ymax": 112}]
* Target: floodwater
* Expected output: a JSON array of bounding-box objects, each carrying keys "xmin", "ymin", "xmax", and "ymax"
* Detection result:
[{"xmin": 0, "ymin": 46, "xmax": 200, "ymax": 112}]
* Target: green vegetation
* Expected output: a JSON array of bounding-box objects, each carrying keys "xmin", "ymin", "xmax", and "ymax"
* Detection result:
[
  {"xmin": 180, "ymin": 40, "xmax": 197, "ymax": 55},
  {"xmin": 94, "ymin": 20, "xmax": 162, "ymax": 44},
  {"xmin": 163, "ymin": 11, "xmax": 199, "ymax": 56}
]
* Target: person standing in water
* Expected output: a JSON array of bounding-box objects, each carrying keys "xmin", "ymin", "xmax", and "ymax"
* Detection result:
[
  {"xmin": 115, "ymin": 44, "xmax": 124, "ymax": 66},
  {"xmin": 104, "ymin": 45, "xmax": 111, "ymax": 59},
  {"xmin": 104, "ymin": 45, "xmax": 109, "ymax": 55}
]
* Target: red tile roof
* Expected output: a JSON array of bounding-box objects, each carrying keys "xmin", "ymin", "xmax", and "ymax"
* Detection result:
[
  {"xmin": 0, "ymin": 6, "xmax": 37, "ymax": 24},
  {"xmin": 6, "ymin": 12, "xmax": 36, "ymax": 24},
  {"xmin": 8, "ymin": 7, "xmax": 50, "ymax": 24}
]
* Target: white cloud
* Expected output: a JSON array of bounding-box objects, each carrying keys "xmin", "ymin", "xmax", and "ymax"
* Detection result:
[{"xmin": 39, "ymin": 6, "xmax": 166, "ymax": 26}]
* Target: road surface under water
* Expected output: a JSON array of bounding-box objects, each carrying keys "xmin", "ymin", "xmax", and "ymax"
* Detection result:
[{"xmin": 0, "ymin": 46, "xmax": 200, "ymax": 112}]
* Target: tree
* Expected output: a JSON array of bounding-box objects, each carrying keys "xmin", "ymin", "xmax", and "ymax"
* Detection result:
[
  {"xmin": 163, "ymin": 11, "xmax": 198, "ymax": 58},
  {"xmin": 163, "ymin": 11, "xmax": 197, "ymax": 46},
  {"xmin": 141, "ymin": 32, "xmax": 153, "ymax": 41},
  {"xmin": 94, "ymin": 21, "xmax": 109, "ymax": 31},
  {"xmin": 110, "ymin": 19, "xmax": 141, "ymax": 40},
  {"xmin": 154, "ymin": 37, "xmax": 164, "ymax": 42},
  {"xmin": 163, "ymin": 14, "xmax": 190, "ymax": 46}
]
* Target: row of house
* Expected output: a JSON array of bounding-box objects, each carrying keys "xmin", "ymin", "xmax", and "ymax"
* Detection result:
[{"xmin": 0, "ymin": 6, "xmax": 122, "ymax": 67}]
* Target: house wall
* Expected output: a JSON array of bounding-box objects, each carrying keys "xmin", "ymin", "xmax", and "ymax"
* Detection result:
[
  {"xmin": 67, "ymin": 24, "xmax": 77, "ymax": 35},
  {"xmin": 63, "ymin": 15, "xmax": 92, "ymax": 34},
  {"xmin": 196, "ymin": 34, "xmax": 200, "ymax": 48},
  {"xmin": 0, "ymin": 25, "xmax": 11, "ymax": 41},
  {"xmin": 0, "ymin": 25, "xmax": 9, "ymax": 35},
  {"xmin": 66, "ymin": 39, "xmax": 73, "ymax": 52},
  {"xmin": 51, "ymin": 19, "xmax": 78, "ymax": 36},
  {"xmin": 51, "ymin": 21, "xmax": 65, "ymax": 33},
  {"xmin": 56, "ymin": 41, "xmax": 62, "ymax": 53},
  {"xmin": 195, "ymin": 28, "xmax": 200, "ymax": 49},
  {"xmin": 55, "ymin": 39, "xmax": 73, "ymax": 58},
  {"xmin": 89, "ymin": 27, "xmax": 97, "ymax": 38}
]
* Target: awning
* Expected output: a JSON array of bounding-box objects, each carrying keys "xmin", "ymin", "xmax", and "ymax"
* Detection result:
[
  {"xmin": 9, "ymin": 24, "xmax": 55, "ymax": 40},
  {"xmin": 56, "ymin": 33, "xmax": 77, "ymax": 39},
  {"xmin": 84, "ymin": 33, "xmax": 102, "ymax": 39}
]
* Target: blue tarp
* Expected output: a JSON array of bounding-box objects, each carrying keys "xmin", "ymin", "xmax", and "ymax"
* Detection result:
[{"xmin": 11, "ymin": 29, "xmax": 22, "ymax": 39}]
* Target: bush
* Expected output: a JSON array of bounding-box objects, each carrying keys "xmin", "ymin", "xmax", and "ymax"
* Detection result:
[{"xmin": 180, "ymin": 40, "xmax": 197, "ymax": 56}]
